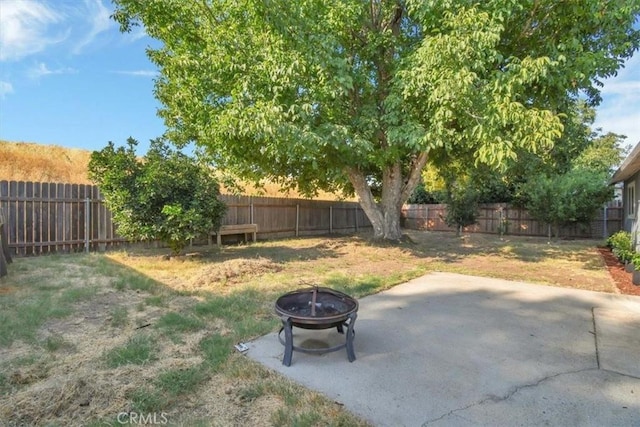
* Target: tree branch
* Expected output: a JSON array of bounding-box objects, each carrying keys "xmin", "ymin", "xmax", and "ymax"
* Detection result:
[
  {"xmin": 346, "ymin": 167, "xmax": 381, "ymax": 220},
  {"xmin": 400, "ymin": 151, "xmax": 429, "ymax": 204}
]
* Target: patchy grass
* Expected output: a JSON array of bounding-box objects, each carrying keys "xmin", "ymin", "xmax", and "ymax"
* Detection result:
[
  {"xmin": 0, "ymin": 256, "xmax": 102, "ymax": 347},
  {"xmin": 104, "ymin": 334, "xmax": 156, "ymax": 368},
  {"xmin": 109, "ymin": 307, "xmax": 129, "ymax": 328},
  {"xmin": 127, "ymin": 387, "xmax": 168, "ymax": 413},
  {"xmin": 0, "ymin": 231, "xmax": 614, "ymax": 426},
  {"xmin": 155, "ymin": 365, "xmax": 208, "ymax": 396},
  {"xmin": 199, "ymin": 334, "xmax": 234, "ymax": 370},
  {"xmin": 156, "ymin": 311, "xmax": 205, "ymax": 334}
]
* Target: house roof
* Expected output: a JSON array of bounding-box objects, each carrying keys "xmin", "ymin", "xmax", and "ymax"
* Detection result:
[{"xmin": 610, "ymin": 141, "xmax": 640, "ymax": 184}]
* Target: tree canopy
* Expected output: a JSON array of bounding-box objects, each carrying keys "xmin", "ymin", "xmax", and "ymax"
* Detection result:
[{"xmin": 112, "ymin": 0, "xmax": 640, "ymax": 239}]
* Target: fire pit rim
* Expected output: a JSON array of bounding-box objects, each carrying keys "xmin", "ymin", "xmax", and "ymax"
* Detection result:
[{"xmin": 275, "ymin": 286, "xmax": 359, "ymax": 325}]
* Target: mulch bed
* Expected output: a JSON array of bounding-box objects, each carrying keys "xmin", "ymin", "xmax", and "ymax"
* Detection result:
[{"xmin": 597, "ymin": 247, "xmax": 640, "ymax": 296}]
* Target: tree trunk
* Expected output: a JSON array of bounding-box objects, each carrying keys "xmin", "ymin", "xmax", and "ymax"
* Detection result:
[{"xmin": 346, "ymin": 152, "xmax": 428, "ymax": 240}]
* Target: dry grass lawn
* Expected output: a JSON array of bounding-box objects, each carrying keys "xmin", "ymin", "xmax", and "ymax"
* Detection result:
[{"xmin": 0, "ymin": 230, "xmax": 617, "ymax": 426}]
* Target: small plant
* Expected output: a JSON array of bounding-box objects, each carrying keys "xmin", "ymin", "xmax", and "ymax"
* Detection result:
[{"xmin": 631, "ymin": 254, "xmax": 640, "ymax": 270}]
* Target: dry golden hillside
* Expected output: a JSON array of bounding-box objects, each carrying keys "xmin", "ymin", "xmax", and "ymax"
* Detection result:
[
  {"xmin": 0, "ymin": 140, "xmax": 93, "ymax": 184},
  {"xmin": 0, "ymin": 140, "xmax": 350, "ymax": 200}
]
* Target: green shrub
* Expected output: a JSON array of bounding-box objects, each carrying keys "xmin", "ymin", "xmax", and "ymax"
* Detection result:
[
  {"xmin": 615, "ymin": 249, "xmax": 633, "ymax": 264},
  {"xmin": 607, "ymin": 231, "xmax": 634, "ymax": 263},
  {"xmin": 607, "ymin": 230, "xmax": 632, "ymax": 251},
  {"xmin": 88, "ymin": 138, "xmax": 227, "ymax": 255},
  {"xmin": 520, "ymin": 168, "xmax": 613, "ymax": 239}
]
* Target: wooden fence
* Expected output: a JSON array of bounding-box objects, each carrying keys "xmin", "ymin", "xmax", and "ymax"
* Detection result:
[
  {"xmin": 0, "ymin": 180, "xmax": 623, "ymax": 257},
  {"xmin": 0, "ymin": 180, "xmax": 371, "ymax": 256},
  {"xmin": 402, "ymin": 202, "xmax": 623, "ymax": 239}
]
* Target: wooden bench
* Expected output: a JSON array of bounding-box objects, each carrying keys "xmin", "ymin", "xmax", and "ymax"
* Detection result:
[{"xmin": 209, "ymin": 224, "xmax": 258, "ymax": 247}]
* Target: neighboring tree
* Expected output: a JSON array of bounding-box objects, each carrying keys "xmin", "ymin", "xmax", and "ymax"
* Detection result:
[
  {"xmin": 88, "ymin": 138, "xmax": 227, "ymax": 255},
  {"xmin": 442, "ymin": 180, "xmax": 480, "ymax": 236},
  {"xmin": 573, "ymin": 131, "xmax": 629, "ymax": 177},
  {"xmin": 438, "ymin": 102, "xmax": 630, "ymax": 205},
  {"xmin": 407, "ymin": 179, "xmax": 440, "ymax": 204},
  {"xmin": 519, "ymin": 168, "xmax": 613, "ymax": 239},
  {"xmin": 112, "ymin": 0, "xmax": 640, "ymax": 240}
]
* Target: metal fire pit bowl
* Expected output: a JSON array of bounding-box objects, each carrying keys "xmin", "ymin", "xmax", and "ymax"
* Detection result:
[{"xmin": 275, "ymin": 286, "xmax": 358, "ymax": 366}]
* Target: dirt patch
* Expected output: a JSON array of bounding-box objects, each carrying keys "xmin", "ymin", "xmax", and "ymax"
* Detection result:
[
  {"xmin": 0, "ymin": 285, "xmax": 16, "ymax": 294},
  {"xmin": 186, "ymin": 257, "xmax": 283, "ymax": 291},
  {"xmin": 597, "ymin": 247, "xmax": 640, "ymax": 296}
]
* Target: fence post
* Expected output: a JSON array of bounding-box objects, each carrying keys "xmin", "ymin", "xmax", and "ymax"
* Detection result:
[
  {"xmin": 84, "ymin": 198, "xmax": 90, "ymax": 253},
  {"xmin": 329, "ymin": 206, "xmax": 333, "ymax": 234},
  {"xmin": 425, "ymin": 206, "xmax": 429, "ymax": 230},
  {"xmin": 250, "ymin": 198, "xmax": 254, "ymax": 224},
  {"xmin": 0, "ymin": 207, "xmax": 12, "ymax": 278},
  {"xmin": 603, "ymin": 205, "xmax": 607, "ymax": 239},
  {"xmin": 355, "ymin": 206, "xmax": 358, "ymax": 232},
  {"xmin": 296, "ymin": 204, "xmax": 299, "ymax": 237}
]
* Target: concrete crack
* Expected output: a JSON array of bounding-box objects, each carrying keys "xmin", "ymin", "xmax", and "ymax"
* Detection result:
[
  {"xmin": 599, "ymin": 368, "xmax": 640, "ymax": 380},
  {"xmin": 591, "ymin": 307, "xmax": 600, "ymax": 369},
  {"xmin": 421, "ymin": 368, "xmax": 597, "ymax": 426}
]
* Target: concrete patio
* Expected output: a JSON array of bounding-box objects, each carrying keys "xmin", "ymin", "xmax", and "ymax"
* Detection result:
[{"xmin": 247, "ymin": 272, "xmax": 640, "ymax": 426}]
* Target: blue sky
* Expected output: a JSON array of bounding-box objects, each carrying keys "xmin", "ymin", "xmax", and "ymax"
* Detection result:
[
  {"xmin": 0, "ymin": 0, "xmax": 639, "ymax": 158},
  {"xmin": 0, "ymin": 0, "xmax": 163, "ymax": 155}
]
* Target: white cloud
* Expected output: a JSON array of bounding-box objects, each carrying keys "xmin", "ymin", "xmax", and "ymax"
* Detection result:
[
  {"xmin": 72, "ymin": 0, "xmax": 114, "ymax": 54},
  {"xmin": 0, "ymin": 81, "xmax": 14, "ymax": 98},
  {"xmin": 0, "ymin": 0, "xmax": 117, "ymax": 61},
  {"xmin": 124, "ymin": 27, "xmax": 148, "ymax": 43},
  {"xmin": 112, "ymin": 70, "xmax": 158, "ymax": 77},
  {"xmin": 28, "ymin": 62, "xmax": 77, "ymax": 79},
  {"xmin": 600, "ymin": 80, "xmax": 640, "ymax": 95},
  {"xmin": 0, "ymin": 0, "xmax": 69, "ymax": 61}
]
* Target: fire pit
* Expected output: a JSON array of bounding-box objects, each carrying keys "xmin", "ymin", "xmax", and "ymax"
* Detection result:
[{"xmin": 275, "ymin": 286, "xmax": 358, "ymax": 366}]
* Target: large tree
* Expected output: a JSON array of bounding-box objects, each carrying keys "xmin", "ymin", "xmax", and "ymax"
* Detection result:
[{"xmin": 112, "ymin": 0, "xmax": 639, "ymax": 240}]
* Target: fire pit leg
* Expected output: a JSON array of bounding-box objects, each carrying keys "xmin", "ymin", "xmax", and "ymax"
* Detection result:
[
  {"xmin": 346, "ymin": 312, "xmax": 357, "ymax": 362},
  {"xmin": 282, "ymin": 317, "xmax": 294, "ymax": 366}
]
